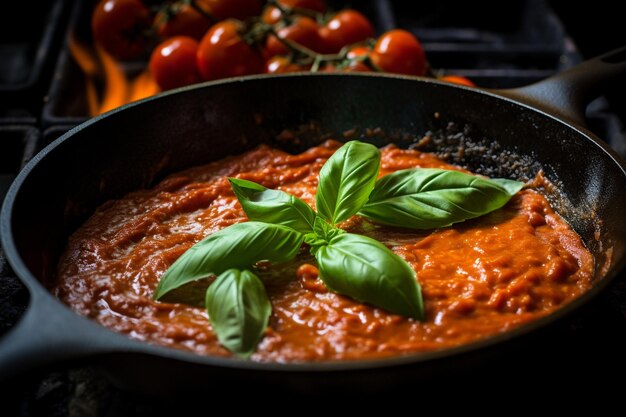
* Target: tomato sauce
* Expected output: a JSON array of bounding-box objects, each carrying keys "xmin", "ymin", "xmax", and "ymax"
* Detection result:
[{"xmin": 54, "ymin": 141, "xmax": 594, "ymax": 361}]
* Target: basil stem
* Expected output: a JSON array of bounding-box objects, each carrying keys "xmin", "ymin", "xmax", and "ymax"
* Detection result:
[
  {"xmin": 359, "ymin": 168, "xmax": 524, "ymax": 229},
  {"xmin": 316, "ymin": 141, "xmax": 380, "ymax": 226},
  {"xmin": 229, "ymin": 178, "xmax": 316, "ymax": 233},
  {"xmin": 206, "ymin": 269, "xmax": 271, "ymax": 358}
]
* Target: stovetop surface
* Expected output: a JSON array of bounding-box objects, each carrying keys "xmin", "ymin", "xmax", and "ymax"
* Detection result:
[{"xmin": 1, "ymin": 0, "xmax": 626, "ymax": 413}]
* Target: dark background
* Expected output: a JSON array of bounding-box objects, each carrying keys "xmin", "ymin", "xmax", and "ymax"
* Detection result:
[
  {"xmin": 549, "ymin": 0, "xmax": 626, "ymax": 121},
  {"xmin": 550, "ymin": 0, "xmax": 625, "ymax": 56}
]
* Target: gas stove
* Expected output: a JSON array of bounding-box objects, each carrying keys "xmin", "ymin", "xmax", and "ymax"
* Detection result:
[{"xmin": 1, "ymin": 0, "xmax": 625, "ymax": 413}]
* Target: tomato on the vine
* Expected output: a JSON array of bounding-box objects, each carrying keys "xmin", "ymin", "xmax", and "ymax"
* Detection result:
[
  {"xmin": 344, "ymin": 45, "xmax": 372, "ymax": 72},
  {"xmin": 319, "ymin": 63, "xmax": 336, "ymax": 72},
  {"xmin": 370, "ymin": 30, "xmax": 427, "ymax": 76},
  {"xmin": 155, "ymin": 4, "xmax": 211, "ymax": 41},
  {"xmin": 344, "ymin": 61, "xmax": 370, "ymax": 72},
  {"xmin": 261, "ymin": 7, "xmax": 282, "ymax": 25},
  {"xmin": 346, "ymin": 46, "xmax": 370, "ymax": 59},
  {"xmin": 262, "ymin": 0, "xmax": 327, "ymax": 25},
  {"xmin": 265, "ymin": 16, "xmax": 324, "ymax": 58},
  {"xmin": 92, "ymin": 0, "xmax": 151, "ymax": 59},
  {"xmin": 149, "ymin": 36, "xmax": 200, "ymax": 90},
  {"xmin": 265, "ymin": 56, "xmax": 309, "ymax": 73},
  {"xmin": 196, "ymin": 0, "xmax": 263, "ymax": 21},
  {"xmin": 282, "ymin": 0, "xmax": 326, "ymax": 12},
  {"xmin": 440, "ymin": 75, "xmax": 476, "ymax": 87},
  {"xmin": 197, "ymin": 20, "xmax": 264, "ymax": 81},
  {"xmin": 319, "ymin": 9, "xmax": 375, "ymax": 53}
]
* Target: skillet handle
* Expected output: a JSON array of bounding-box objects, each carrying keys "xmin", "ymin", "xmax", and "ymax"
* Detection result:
[
  {"xmin": 498, "ymin": 46, "xmax": 626, "ymax": 127},
  {"xmin": 0, "ymin": 289, "xmax": 132, "ymax": 381}
]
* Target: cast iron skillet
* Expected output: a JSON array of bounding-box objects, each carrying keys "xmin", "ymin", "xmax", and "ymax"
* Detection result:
[{"xmin": 1, "ymin": 48, "xmax": 626, "ymax": 394}]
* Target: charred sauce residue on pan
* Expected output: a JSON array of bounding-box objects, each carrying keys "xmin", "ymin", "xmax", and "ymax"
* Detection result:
[{"xmin": 54, "ymin": 140, "xmax": 593, "ymax": 361}]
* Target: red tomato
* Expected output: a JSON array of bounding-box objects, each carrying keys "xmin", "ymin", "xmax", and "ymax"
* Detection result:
[
  {"xmin": 265, "ymin": 16, "xmax": 324, "ymax": 58},
  {"xmin": 149, "ymin": 36, "xmax": 200, "ymax": 90},
  {"xmin": 197, "ymin": 0, "xmax": 262, "ymax": 21},
  {"xmin": 261, "ymin": 6, "xmax": 282, "ymax": 25},
  {"xmin": 262, "ymin": 0, "xmax": 327, "ymax": 25},
  {"xmin": 370, "ymin": 30, "xmax": 427, "ymax": 76},
  {"xmin": 197, "ymin": 20, "xmax": 264, "ymax": 81},
  {"xmin": 281, "ymin": 0, "xmax": 326, "ymax": 12},
  {"xmin": 319, "ymin": 9, "xmax": 375, "ymax": 53},
  {"xmin": 344, "ymin": 46, "xmax": 372, "ymax": 72},
  {"xmin": 440, "ymin": 75, "xmax": 476, "ymax": 87},
  {"xmin": 346, "ymin": 45, "xmax": 370, "ymax": 59},
  {"xmin": 265, "ymin": 56, "xmax": 309, "ymax": 73},
  {"xmin": 319, "ymin": 63, "xmax": 336, "ymax": 72},
  {"xmin": 155, "ymin": 4, "xmax": 211, "ymax": 41},
  {"xmin": 91, "ymin": 0, "xmax": 151, "ymax": 59},
  {"xmin": 344, "ymin": 61, "xmax": 370, "ymax": 72}
]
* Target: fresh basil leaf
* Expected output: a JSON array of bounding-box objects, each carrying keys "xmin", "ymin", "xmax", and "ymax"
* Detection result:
[
  {"xmin": 360, "ymin": 168, "xmax": 524, "ymax": 229},
  {"xmin": 155, "ymin": 222, "xmax": 303, "ymax": 300},
  {"xmin": 490, "ymin": 178, "xmax": 526, "ymax": 195},
  {"xmin": 206, "ymin": 269, "xmax": 271, "ymax": 358},
  {"xmin": 155, "ymin": 279, "xmax": 209, "ymax": 307},
  {"xmin": 229, "ymin": 178, "xmax": 316, "ymax": 233},
  {"xmin": 316, "ymin": 141, "xmax": 380, "ymax": 225},
  {"xmin": 315, "ymin": 233, "xmax": 423, "ymax": 319}
]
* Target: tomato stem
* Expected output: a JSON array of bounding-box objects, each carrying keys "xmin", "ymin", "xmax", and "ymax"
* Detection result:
[
  {"xmin": 187, "ymin": 0, "xmax": 214, "ymax": 23},
  {"xmin": 263, "ymin": 25, "xmax": 348, "ymax": 67},
  {"xmin": 310, "ymin": 54, "xmax": 323, "ymax": 72},
  {"xmin": 263, "ymin": 24, "xmax": 383, "ymax": 72}
]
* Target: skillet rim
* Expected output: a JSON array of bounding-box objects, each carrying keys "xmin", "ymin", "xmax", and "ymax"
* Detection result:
[{"xmin": 2, "ymin": 72, "xmax": 626, "ymax": 373}]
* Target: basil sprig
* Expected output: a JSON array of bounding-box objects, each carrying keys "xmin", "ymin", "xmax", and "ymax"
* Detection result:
[
  {"xmin": 359, "ymin": 168, "xmax": 524, "ymax": 229},
  {"xmin": 154, "ymin": 140, "xmax": 523, "ymax": 357}
]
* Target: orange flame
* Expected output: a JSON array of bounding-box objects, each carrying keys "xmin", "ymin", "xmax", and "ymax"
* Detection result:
[{"xmin": 69, "ymin": 34, "xmax": 160, "ymax": 117}]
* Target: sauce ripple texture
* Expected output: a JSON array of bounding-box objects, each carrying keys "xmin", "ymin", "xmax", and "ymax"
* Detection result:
[{"xmin": 55, "ymin": 141, "xmax": 594, "ymax": 362}]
